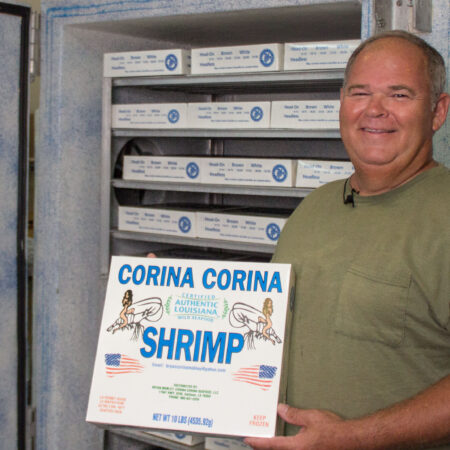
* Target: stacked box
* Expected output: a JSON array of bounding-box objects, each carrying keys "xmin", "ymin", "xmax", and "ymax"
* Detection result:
[
  {"xmin": 205, "ymin": 437, "xmax": 250, "ymax": 449},
  {"xmin": 112, "ymin": 104, "xmax": 188, "ymax": 129},
  {"xmin": 271, "ymin": 100, "xmax": 340, "ymax": 129},
  {"xmin": 202, "ymin": 158, "xmax": 296, "ymax": 187},
  {"xmin": 188, "ymin": 102, "xmax": 270, "ymax": 129},
  {"xmin": 87, "ymin": 256, "xmax": 295, "ymax": 437},
  {"xmin": 196, "ymin": 210, "xmax": 287, "ymax": 245},
  {"xmin": 191, "ymin": 43, "xmax": 283, "ymax": 75},
  {"xmin": 284, "ymin": 40, "xmax": 360, "ymax": 71},
  {"xmin": 123, "ymin": 156, "xmax": 202, "ymax": 183},
  {"xmin": 147, "ymin": 431, "xmax": 204, "ymax": 446},
  {"xmin": 118, "ymin": 206, "xmax": 196, "ymax": 237},
  {"xmin": 104, "ymin": 49, "xmax": 190, "ymax": 77},
  {"xmin": 296, "ymin": 159, "xmax": 354, "ymax": 188}
]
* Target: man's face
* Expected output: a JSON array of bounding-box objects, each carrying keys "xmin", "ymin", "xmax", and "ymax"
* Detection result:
[{"xmin": 339, "ymin": 38, "xmax": 442, "ymax": 183}]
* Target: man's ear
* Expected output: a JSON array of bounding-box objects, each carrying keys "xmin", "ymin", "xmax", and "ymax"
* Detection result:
[{"xmin": 432, "ymin": 93, "xmax": 450, "ymax": 132}]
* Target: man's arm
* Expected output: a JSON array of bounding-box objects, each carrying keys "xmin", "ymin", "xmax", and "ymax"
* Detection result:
[{"xmin": 245, "ymin": 375, "xmax": 450, "ymax": 450}]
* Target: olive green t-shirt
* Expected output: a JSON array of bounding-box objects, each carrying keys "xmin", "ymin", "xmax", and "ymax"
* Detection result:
[{"xmin": 272, "ymin": 165, "xmax": 450, "ymax": 446}]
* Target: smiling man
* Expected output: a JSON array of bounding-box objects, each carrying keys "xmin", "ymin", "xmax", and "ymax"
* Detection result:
[{"xmin": 246, "ymin": 31, "xmax": 450, "ymax": 450}]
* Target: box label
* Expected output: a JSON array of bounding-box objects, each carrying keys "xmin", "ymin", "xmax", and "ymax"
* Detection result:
[
  {"xmin": 87, "ymin": 257, "xmax": 294, "ymax": 437},
  {"xmin": 191, "ymin": 44, "xmax": 282, "ymax": 75},
  {"xmin": 284, "ymin": 40, "xmax": 360, "ymax": 71}
]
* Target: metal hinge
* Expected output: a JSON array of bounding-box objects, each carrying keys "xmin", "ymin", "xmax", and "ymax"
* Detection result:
[
  {"xmin": 374, "ymin": 0, "xmax": 432, "ymax": 34},
  {"xmin": 29, "ymin": 11, "xmax": 40, "ymax": 81},
  {"xmin": 27, "ymin": 405, "xmax": 36, "ymax": 450}
]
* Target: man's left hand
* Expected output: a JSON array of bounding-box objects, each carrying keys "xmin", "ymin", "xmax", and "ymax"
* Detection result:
[{"xmin": 244, "ymin": 403, "xmax": 352, "ymax": 450}]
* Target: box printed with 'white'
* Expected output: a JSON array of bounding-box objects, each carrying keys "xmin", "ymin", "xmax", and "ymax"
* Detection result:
[
  {"xmin": 196, "ymin": 211, "xmax": 287, "ymax": 245},
  {"xmin": 188, "ymin": 102, "xmax": 270, "ymax": 129},
  {"xmin": 123, "ymin": 156, "xmax": 202, "ymax": 183},
  {"xmin": 202, "ymin": 158, "xmax": 296, "ymax": 187},
  {"xmin": 296, "ymin": 160, "xmax": 354, "ymax": 188},
  {"xmin": 104, "ymin": 49, "xmax": 190, "ymax": 77},
  {"xmin": 118, "ymin": 206, "xmax": 196, "ymax": 237},
  {"xmin": 112, "ymin": 104, "xmax": 188, "ymax": 129},
  {"xmin": 271, "ymin": 100, "xmax": 340, "ymax": 129},
  {"xmin": 87, "ymin": 257, "xmax": 294, "ymax": 437},
  {"xmin": 284, "ymin": 40, "xmax": 360, "ymax": 71},
  {"xmin": 191, "ymin": 43, "xmax": 282, "ymax": 75}
]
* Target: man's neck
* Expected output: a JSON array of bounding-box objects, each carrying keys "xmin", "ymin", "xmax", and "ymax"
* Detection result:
[{"xmin": 350, "ymin": 159, "xmax": 438, "ymax": 196}]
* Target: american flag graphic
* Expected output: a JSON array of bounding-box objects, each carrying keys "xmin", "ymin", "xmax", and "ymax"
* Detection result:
[
  {"xmin": 105, "ymin": 353, "xmax": 144, "ymax": 377},
  {"xmin": 232, "ymin": 365, "xmax": 277, "ymax": 391}
]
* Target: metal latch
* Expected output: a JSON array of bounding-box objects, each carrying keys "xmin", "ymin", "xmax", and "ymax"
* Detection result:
[
  {"xmin": 374, "ymin": 0, "xmax": 432, "ymax": 34},
  {"xmin": 30, "ymin": 11, "xmax": 40, "ymax": 81}
]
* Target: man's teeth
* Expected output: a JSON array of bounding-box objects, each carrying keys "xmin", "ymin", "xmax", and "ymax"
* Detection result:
[{"xmin": 363, "ymin": 128, "xmax": 394, "ymax": 133}]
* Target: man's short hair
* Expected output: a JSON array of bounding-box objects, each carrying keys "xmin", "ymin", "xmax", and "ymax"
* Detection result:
[{"xmin": 343, "ymin": 30, "xmax": 447, "ymax": 107}]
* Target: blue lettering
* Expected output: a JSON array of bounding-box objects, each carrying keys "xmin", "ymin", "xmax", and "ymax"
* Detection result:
[
  {"xmin": 132, "ymin": 265, "xmax": 146, "ymax": 284},
  {"xmin": 140, "ymin": 326, "xmax": 158, "ymax": 357},
  {"xmin": 175, "ymin": 329, "xmax": 194, "ymax": 361},
  {"xmin": 118, "ymin": 264, "xmax": 132, "ymax": 284}
]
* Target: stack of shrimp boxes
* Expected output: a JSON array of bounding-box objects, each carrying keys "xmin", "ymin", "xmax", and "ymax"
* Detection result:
[{"xmin": 87, "ymin": 256, "xmax": 295, "ymax": 438}]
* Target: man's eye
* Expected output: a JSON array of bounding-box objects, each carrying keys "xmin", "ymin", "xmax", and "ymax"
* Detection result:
[
  {"xmin": 393, "ymin": 93, "xmax": 409, "ymax": 99},
  {"xmin": 351, "ymin": 92, "xmax": 369, "ymax": 96}
]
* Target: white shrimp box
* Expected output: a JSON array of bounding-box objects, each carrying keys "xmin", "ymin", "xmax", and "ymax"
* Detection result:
[
  {"xmin": 202, "ymin": 158, "xmax": 296, "ymax": 187},
  {"xmin": 205, "ymin": 437, "xmax": 251, "ymax": 449},
  {"xmin": 284, "ymin": 40, "xmax": 360, "ymax": 71},
  {"xmin": 147, "ymin": 431, "xmax": 204, "ymax": 446},
  {"xmin": 87, "ymin": 256, "xmax": 295, "ymax": 438},
  {"xmin": 112, "ymin": 104, "xmax": 188, "ymax": 129},
  {"xmin": 296, "ymin": 159, "xmax": 354, "ymax": 188},
  {"xmin": 118, "ymin": 206, "xmax": 196, "ymax": 237},
  {"xmin": 104, "ymin": 49, "xmax": 190, "ymax": 77},
  {"xmin": 191, "ymin": 43, "xmax": 283, "ymax": 75},
  {"xmin": 188, "ymin": 102, "xmax": 270, "ymax": 129},
  {"xmin": 271, "ymin": 100, "xmax": 340, "ymax": 129},
  {"xmin": 196, "ymin": 211, "xmax": 287, "ymax": 245},
  {"xmin": 123, "ymin": 156, "xmax": 202, "ymax": 183}
]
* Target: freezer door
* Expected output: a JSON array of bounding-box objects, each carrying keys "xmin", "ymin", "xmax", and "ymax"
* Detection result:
[{"xmin": 0, "ymin": 2, "xmax": 30, "ymax": 449}]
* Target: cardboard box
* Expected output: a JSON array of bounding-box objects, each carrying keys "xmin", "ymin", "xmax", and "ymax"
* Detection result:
[
  {"xmin": 196, "ymin": 210, "xmax": 287, "ymax": 245},
  {"xmin": 284, "ymin": 40, "xmax": 360, "ymax": 71},
  {"xmin": 271, "ymin": 100, "xmax": 340, "ymax": 129},
  {"xmin": 296, "ymin": 159, "xmax": 354, "ymax": 188},
  {"xmin": 188, "ymin": 102, "xmax": 271, "ymax": 129},
  {"xmin": 87, "ymin": 256, "xmax": 295, "ymax": 437},
  {"xmin": 118, "ymin": 206, "xmax": 196, "ymax": 237},
  {"xmin": 191, "ymin": 43, "xmax": 283, "ymax": 75},
  {"xmin": 104, "ymin": 49, "xmax": 190, "ymax": 77},
  {"xmin": 205, "ymin": 437, "xmax": 250, "ymax": 449},
  {"xmin": 112, "ymin": 104, "xmax": 188, "ymax": 129},
  {"xmin": 147, "ymin": 431, "xmax": 204, "ymax": 446},
  {"xmin": 123, "ymin": 156, "xmax": 202, "ymax": 183},
  {"xmin": 202, "ymin": 158, "xmax": 296, "ymax": 187}
]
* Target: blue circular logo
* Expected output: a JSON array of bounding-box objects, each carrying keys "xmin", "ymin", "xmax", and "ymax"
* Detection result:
[
  {"xmin": 168, "ymin": 109, "xmax": 180, "ymax": 123},
  {"xmin": 186, "ymin": 162, "xmax": 200, "ymax": 179},
  {"xmin": 175, "ymin": 433, "xmax": 187, "ymax": 439},
  {"xmin": 250, "ymin": 106, "xmax": 264, "ymax": 122},
  {"xmin": 260, "ymin": 48, "xmax": 275, "ymax": 67},
  {"xmin": 178, "ymin": 216, "xmax": 191, "ymax": 233},
  {"xmin": 266, "ymin": 223, "xmax": 281, "ymax": 241},
  {"xmin": 272, "ymin": 164, "xmax": 288, "ymax": 182},
  {"xmin": 165, "ymin": 54, "xmax": 178, "ymax": 71}
]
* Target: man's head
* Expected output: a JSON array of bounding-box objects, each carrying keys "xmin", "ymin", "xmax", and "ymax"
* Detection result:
[
  {"xmin": 344, "ymin": 30, "xmax": 446, "ymax": 108},
  {"xmin": 339, "ymin": 31, "xmax": 449, "ymax": 194}
]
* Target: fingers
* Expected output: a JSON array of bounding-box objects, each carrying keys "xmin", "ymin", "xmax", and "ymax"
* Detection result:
[
  {"xmin": 244, "ymin": 435, "xmax": 298, "ymax": 450},
  {"xmin": 277, "ymin": 403, "xmax": 306, "ymax": 427}
]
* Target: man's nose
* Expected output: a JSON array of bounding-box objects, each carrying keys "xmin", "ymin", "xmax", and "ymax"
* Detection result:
[{"xmin": 364, "ymin": 93, "xmax": 388, "ymax": 117}]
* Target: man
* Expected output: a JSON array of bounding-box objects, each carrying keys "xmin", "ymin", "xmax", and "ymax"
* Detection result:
[{"xmin": 245, "ymin": 30, "xmax": 450, "ymax": 449}]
